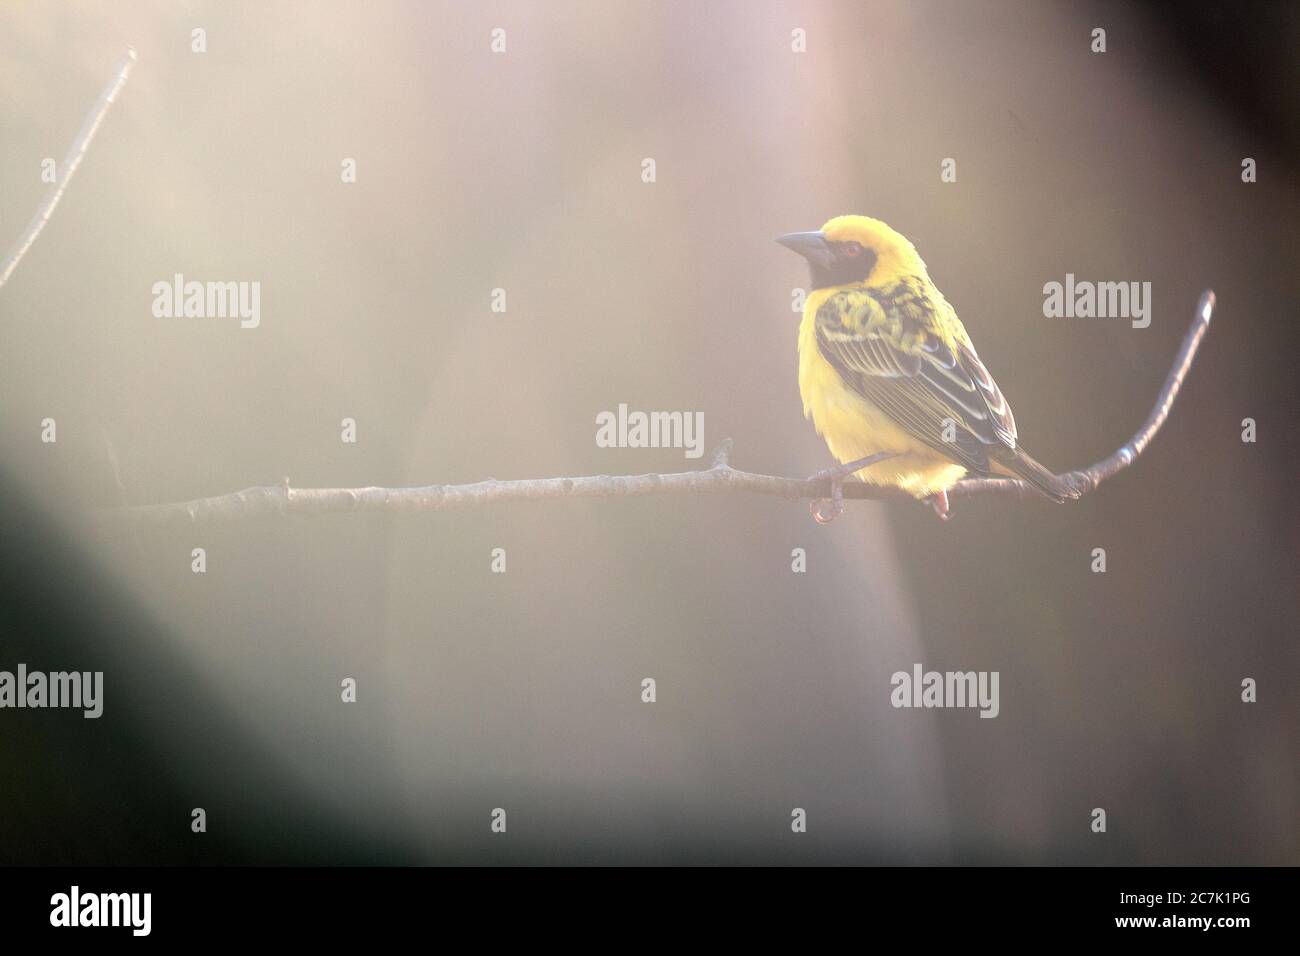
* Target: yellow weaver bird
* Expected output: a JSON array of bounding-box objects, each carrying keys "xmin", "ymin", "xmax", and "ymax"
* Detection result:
[{"xmin": 778, "ymin": 214, "xmax": 1078, "ymax": 522}]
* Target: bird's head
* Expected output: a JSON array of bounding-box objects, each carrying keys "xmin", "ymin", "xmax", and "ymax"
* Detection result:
[{"xmin": 777, "ymin": 214, "xmax": 928, "ymax": 290}]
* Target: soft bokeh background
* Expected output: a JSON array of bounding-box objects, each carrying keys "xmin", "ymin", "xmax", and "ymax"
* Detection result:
[{"xmin": 0, "ymin": 0, "xmax": 1295, "ymax": 864}]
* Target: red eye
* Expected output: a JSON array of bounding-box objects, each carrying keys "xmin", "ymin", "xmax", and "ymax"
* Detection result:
[{"xmin": 842, "ymin": 241, "xmax": 862, "ymax": 257}]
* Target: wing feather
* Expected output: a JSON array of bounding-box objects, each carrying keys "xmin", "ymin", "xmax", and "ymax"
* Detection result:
[{"xmin": 814, "ymin": 282, "xmax": 1020, "ymax": 474}]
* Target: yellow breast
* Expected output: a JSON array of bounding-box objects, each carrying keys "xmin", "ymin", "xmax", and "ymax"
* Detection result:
[{"xmin": 797, "ymin": 289, "xmax": 968, "ymax": 498}]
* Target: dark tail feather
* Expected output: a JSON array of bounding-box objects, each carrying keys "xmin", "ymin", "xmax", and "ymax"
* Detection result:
[{"xmin": 994, "ymin": 448, "xmax": 1080, "ymax": 503}]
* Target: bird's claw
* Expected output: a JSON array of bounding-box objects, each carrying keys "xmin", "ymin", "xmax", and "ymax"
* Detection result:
[
  {"xmin": 927, "ymin": 489, "xmax": 951, "ymax": 521},
  {"xmin": 811, "ymin": 495, "xmax": 843, "ymax": 524},
  {"xmin": 806, "ymin": 455, "xmax": 894, "ymax": 525},
  {"xmin": 807, "ymin": 464, "xmax": 849, "ymax": 523}
]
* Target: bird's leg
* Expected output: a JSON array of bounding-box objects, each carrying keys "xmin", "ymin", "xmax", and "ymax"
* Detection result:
[
  {"xmin": 926, "ymin": 489, "xmax": 951, "ymax": 521},
  {"xmin": 807, "ymin": 453, "xmax": 895, "ymax": 524}
]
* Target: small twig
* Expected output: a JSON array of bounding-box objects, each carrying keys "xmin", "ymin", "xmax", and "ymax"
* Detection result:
[
  {"xmin": 108, "ymin": 291, "xmax": 1215, "ymax": 525},
  {"xmin": 0, "ymin": 48, "xmax": 136, "ymax": 291}
]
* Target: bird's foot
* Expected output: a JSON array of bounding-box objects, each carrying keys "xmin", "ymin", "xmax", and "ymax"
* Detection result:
[
  {"xmin": 810, "ymin": 483, "xmax": 844, "ymax": 524},
  {"xmin": 926, "ymin": 489, "xmax": 951, "ymax": 521},
  {"xmin": 807, "ymin": 454, "xmax": 895, "ymax": 524}
]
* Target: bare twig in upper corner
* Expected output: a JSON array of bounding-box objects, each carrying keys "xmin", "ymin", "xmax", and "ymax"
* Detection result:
[{"xmin": 0, "ymin": 49, "xmax": 136, "ymax": 291}]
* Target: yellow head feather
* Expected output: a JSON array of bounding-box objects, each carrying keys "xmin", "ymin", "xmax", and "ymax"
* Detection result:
[{"xmin": 819, "ymin": 214, "xmax": 930, "ymax": 286}]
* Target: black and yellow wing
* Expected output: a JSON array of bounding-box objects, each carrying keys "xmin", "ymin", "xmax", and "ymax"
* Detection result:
[
  {"xmin": 813, "ymin": 277, "xmax": 1077, "ymax": 501},
  {"xmin": 813, "ymin": 278, "xmax": 1018, "ymax": 480}
]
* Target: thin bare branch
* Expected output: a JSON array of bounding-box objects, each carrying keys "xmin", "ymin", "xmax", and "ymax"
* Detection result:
[
  {"xmin": 950, "ymin": 289, "xmax": 1216, "ymax": 499},
  {"xmin": 108, "ymin": 291, "xmax": 1215, "ymax": 525},
  {"xmin": 0, "ymin": 49, "xmax": 136, "ymax": 291}
]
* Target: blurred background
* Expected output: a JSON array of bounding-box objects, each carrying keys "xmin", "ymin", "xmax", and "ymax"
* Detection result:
[{"xmin": 0, "ymin": 0, "xmax": 1295, "ymax": 864}]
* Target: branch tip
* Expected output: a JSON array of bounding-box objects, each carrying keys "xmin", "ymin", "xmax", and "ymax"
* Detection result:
[{"xmin": 1198, "ymin": 289, "xmax": 1216, "ymax": 324}]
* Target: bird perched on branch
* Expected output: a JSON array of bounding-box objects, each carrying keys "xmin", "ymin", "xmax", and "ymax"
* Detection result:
[{"xmin": 778, "ymin": 214, "xmax": 1078, "ymax": 522}]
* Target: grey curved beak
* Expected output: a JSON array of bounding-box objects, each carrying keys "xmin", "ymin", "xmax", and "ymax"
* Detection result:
[{"xmin": 775, "ymin": 230, "xmax": 834, "ymax": 270}]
